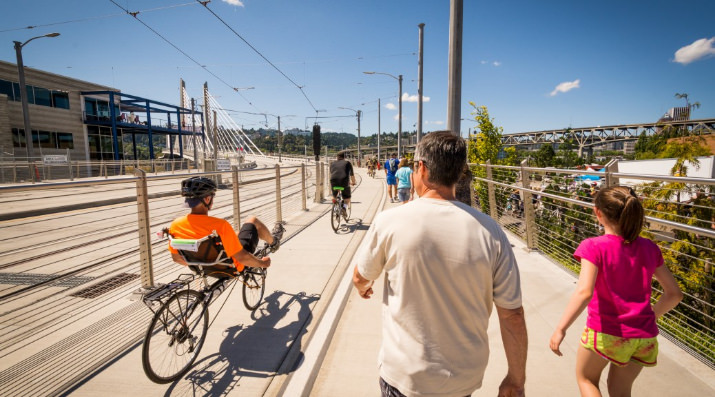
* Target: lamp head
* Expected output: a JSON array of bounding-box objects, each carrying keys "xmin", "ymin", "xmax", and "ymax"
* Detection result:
[
  {"xmin": 363, "ymin": 71, "xmax": 375, "ymax": 75},
  {"xmin": 45, "ymin": 33, "xmax": 60, "ymax": 38}
]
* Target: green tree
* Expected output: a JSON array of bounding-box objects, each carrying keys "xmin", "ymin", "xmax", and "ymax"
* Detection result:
[
  {"xmin": 466, "ymin": 103, "xmax": 503, "ymax": 164},
  {"xmin": 534, "ymin": 144, "xmax": 555, "ymax": 167}
]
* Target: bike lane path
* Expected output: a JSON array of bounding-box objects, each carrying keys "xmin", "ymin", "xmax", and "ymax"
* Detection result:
[{"xmin": 67, "ymin": 167, "xmax": 387, "ymax": 396}]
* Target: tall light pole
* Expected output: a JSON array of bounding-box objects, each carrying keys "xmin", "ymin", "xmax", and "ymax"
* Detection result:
[
  {"xmin": 265, "ymin": 113, "xmax": 294, "ymax": 163},
  {"xmin": 447, "ymin": 0, "xmax": 463, "ymax": 136},
  {"xmin": 364, "ymin": 71, "xmax": 403, "ymax": 157},
  {"xmin": 417, "ymin": 23, "xmax": 425, "ymax": 143},
  {"xmin": 14, "ymin": 32, "xmax": 60, "ymax": 161},
  {"xmin": 338, "ymin": 106, "xmax": 361, "ymax": 165}
]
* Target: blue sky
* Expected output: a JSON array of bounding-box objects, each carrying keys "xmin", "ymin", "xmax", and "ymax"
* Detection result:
[{"xmin": 1, "ymin": 0, "xmax": 713, "ymax": 137}]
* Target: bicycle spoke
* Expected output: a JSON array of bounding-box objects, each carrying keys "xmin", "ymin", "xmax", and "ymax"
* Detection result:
[{"xmin": 142, "ymin": 289, "xmax": 208, "ymax": 383}]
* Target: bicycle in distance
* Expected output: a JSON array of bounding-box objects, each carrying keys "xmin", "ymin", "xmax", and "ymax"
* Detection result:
[
  {"xmin": 140, "ymin": 224, "xmax": 285, "ymax": 384},
  {"xmin": 331, "ymin": 186, "xmax": 351, "ymax": 232}
]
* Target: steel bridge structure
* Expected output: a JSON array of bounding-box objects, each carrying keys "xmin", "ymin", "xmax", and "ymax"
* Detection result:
[{"xmin": 501, "ymin": 118, "xmax": 715, "ymax": 156}]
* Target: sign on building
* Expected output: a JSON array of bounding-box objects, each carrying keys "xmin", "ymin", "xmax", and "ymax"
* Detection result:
[
  {"xmin": 43, "ymin": 155, "xmax": 69, "ymax": 165},
  {"xmin": 216, "ymin": 159, "xmax": 231, "ymax": 171}
]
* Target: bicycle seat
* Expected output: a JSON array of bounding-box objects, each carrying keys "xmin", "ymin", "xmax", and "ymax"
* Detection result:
[{"xmin": 168, "ymin": 231, "xmax": 235, "ymax": 277}]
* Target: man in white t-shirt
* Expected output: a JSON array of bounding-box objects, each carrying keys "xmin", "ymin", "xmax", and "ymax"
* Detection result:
[{"xmin": 352, "ymin": 131, "xmax": 527, "ymax": 397}]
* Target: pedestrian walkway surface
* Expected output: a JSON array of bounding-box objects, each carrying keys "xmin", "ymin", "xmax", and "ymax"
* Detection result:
[{"xmin": 8, "ymin": 167, "xmax": 713, "ymax": 396}]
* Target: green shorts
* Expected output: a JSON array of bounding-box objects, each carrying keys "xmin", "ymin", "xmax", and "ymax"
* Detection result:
[{"xmin": 580, "ymin": 327, "xmax": 658, "ymax": 367}]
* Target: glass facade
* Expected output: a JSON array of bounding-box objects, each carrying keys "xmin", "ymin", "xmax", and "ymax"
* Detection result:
[
  {"xmin": 11, "ymin": 128, "xmax": 74, "ymax": 150},
  {"xmin": 0, "ymin": 78, "xmax": 70, "ymax": 109}
]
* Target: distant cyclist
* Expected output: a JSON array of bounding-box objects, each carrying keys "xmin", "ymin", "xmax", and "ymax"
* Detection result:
[
  {"xmin": 168, "ymin": 176, "xmax": 281, "ymax": 273},
  {"xmin": 329, "ymin": 151, "xmax": 356, "ymax": 209}
]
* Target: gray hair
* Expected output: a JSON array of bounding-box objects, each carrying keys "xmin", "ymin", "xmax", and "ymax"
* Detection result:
[{"xmin": 414, "ymin": 131, "xmax": 466, "ymax": 187}]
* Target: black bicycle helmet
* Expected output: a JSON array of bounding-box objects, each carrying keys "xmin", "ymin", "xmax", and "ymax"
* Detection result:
[{"xmin": 181, "ymin": 176, "xmax": 217, "ymax": 199}]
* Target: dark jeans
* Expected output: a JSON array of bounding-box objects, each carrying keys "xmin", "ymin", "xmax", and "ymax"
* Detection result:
[
  {"xmin": 380, "ymin": 378, "xmax": 406, "ymax": 397},
  {"xmin": 379, "ymin": 377, "xmax": 471, "ymax": 397}
]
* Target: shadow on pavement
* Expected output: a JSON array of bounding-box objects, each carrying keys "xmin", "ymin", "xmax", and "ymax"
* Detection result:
[{"xmin": 165, "ymin": 290, "xmax": 319, "ymax": 396}]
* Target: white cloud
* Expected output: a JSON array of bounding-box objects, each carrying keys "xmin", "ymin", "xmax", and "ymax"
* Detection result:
[
  {"xmin": 393, "ymin": 114, "xmax": 400, "ymax": 121},
  {"xmin": 480, "ymin": 60, "xmax": 487, "ymax": 64},
  {"xmin": 550, "ymin": 79, "xmax": 580, "ymax": 96},
  {"xmin": 222, "ymin": 0, "xmax": 245, "ymax": 6},
  {"xmin": 493, "ymin": 61, "xmax": 501, "ymax": 66},
  {"xmin": 426, "ymin": 120, "xmax": 444, "ymax": 125},
  {"xmin": 674, "ymin": 37, "xmax": 715, "ymax": 65},
  {"xmin": 401, "ymin": 92, "xmax": 430, "ymax": 102},
  {"xmin": 385, "ymin": 103, "xmax": 396, "ymax": 110}
]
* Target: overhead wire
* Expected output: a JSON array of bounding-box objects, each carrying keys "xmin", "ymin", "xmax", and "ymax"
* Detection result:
[
  {"xmin": 195, "ymin": 0, "xmax": 319, "ymax": 113},
  {"xmin": 106, "ymin": 0, "xmax": 260, "ymax": 112},
  {"xmin": 0, "ymin": 1, "xmax": 199, "ymax": 33}
]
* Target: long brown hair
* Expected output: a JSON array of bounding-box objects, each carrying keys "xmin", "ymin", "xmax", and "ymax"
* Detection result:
[{"xmin": 593, "ymin": 186, "xmax": 644, "ymax": 243}]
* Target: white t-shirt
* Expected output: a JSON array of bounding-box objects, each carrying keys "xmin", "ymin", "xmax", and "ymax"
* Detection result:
[{"xmin": 355, "ymin": 198, "xmax": 522, "ymax": 397}]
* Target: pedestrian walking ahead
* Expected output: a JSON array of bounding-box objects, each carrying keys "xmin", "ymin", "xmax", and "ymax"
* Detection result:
[
  {"xmin": 384, "ymin": 152, "xmax": 399, "ymax": 202},
  {"xmin": 352, "ymin": 131, "xmax": 527, "ymax": 397},
  {"xmin": 550, "ymin": 186, "xmax": 682, "ymax": 397}
]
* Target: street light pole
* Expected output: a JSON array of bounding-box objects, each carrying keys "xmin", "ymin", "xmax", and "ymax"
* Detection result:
[
  {"xmin": 339, "ymin": 106, "xmax": 362, "ymax": 166},
  {"xmin": 13, "ymin": 32, "xmax": 60, "ymax": 161},
  {"xmin": 277, "ymin": 115, "xmax": 281, "ymax": 163},
  {"xmin": 363, "ymin": 71, "xmax": 403, "ymax": 157},
  {"xmin": 398, "ymin": 74, "xmax": 403, "ymax": 157}
]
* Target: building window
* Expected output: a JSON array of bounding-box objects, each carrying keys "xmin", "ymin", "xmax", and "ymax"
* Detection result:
[
  {"xmin": 12, "ymin": 128, "xmax": 26, "ymax": 147},
  {"xmin": 12, "ymin": 128, "xmax": 74, "ymax": 150},
  {"xmin": 33, "ymin": 87, "xmax": 51, "ymax": 107},
  {"xmin": 34, "ymin": 130, "xmax": 55, "ymax": 149},
  {"xmin": 0, "ymin": 80, "xmax": 13, "ymax": 99},
  {"xmin": 0, "ymin": 79, "xmax": 70, "ymax": 109},
  {"xmin": 56, "ymin": 132, "xmax": 74, "ymax": 149},
  {"xmin": 52, "ymin": 91, "xmax": 70, "ymax": 109}
]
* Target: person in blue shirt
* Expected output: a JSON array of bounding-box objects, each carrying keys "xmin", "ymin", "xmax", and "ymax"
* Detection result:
[
  {"xmin": 394, "ymin": 159, "xmax": 414, "ymax": 204},
  {"xmin": 384, "ymin": 152, "xmax": 399, "ymax": 203}
]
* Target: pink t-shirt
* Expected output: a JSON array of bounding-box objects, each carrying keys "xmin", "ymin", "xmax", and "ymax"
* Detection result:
[{"xmin": 574, "ymin": 234, "xmax": 663, "ymax": 338}]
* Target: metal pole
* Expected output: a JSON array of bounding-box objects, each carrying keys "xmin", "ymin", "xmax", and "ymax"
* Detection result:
[
  {"xmin": 14, "ymin": 41, "xmax": 34, "ymax": 161},
  {"xmin": 275, "ymin": 164, "xmax": 283, "ymax": 223},
  {"xmin": 398, "ymin": 74, "xmax": 403, "ymax": 157},
  {"xmin": 520, "ymin": 159, "xmax": 538, "ymax": 251},
  {"xmin": 134, "ymin": 169, "xmax": 154, "ymax": 288},
  {"xmin": 190, "ymin": 98, "xmax": 198, "ymax": 166},
  {"xmin": 378, "ymin": 98, "xmax": 381, "ymax": 161},
  {"xmin": 486, "ymin": 160, "xmax": 498, "ymax": 220},
  {"xmin": 301, "ymin": 163, "xmax": 307, "ymax": 210},
  {"xmin": 417, "ymin": 23, "xmax": 425, "ymax": 143},
  {"xmin": 447, "ymin": 0, "xmax": 463, "ymax": 136},
  {"xmin": 278, "ymin": 116, "xmax": 282, "ymax": 163},
  {"xmin": 213, "ymin": 110, "xmax": 218, "ymax": 160},
  {"xmin": 232, "ymin": 166, "xmax": 241, "ymax": 230},
  {"xmin": 357, "ymin": 110, "xmax": 361, "ymax": 166},
  {"xmin": 314, "ymin": 162, "xmax": 321, "ymax": 203}
]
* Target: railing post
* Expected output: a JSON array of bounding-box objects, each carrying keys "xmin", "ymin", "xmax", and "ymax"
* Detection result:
[
  {"xmin": 486, "ymin": 160, "xmax": 498, "ymax": 219},
  {"xmin": 275, "ymin": 164, "xmax": 283, "ymax": 223},
  {"xmin": 323, "ymin": 162, "xmax": 329, "ymax": 200},
  {"xmin": 605, "ymin": 158, "xmax": 619, "ymax": 187},
  {"xmin": 232, "ymin": 166, "xmax": 241, "ymax": 230},
  {"xmin": 704, "ymin": 259, "xmax": 712, "ymax": 330},
  {"xmin": 134, "ymin": 169, "xmax": 154, "ymax": 288},
  {"xmin": 314, "ymin": 162, "xmax": 321, "ymax": 203},
  {"xmin": 520, "ymin": 159, "xmax": 538, "ymax": 251},
  {"xmin": 301, "ymin": 163, "xmax": 307, "ymax": 210}
]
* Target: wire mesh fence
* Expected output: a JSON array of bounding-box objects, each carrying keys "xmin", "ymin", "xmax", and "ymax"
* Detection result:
[{"xmin": 472, "ymin": 161, "xmax": 714, "ymax": 367}]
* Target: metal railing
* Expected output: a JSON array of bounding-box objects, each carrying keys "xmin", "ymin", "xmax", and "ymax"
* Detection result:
[
  {"xmin": 0, "ymin": 160, "xmax": 332, "ymax": 394},
  {"xmin": 471, "ymin": 160, "xmax": 714, "ymax": 366}
]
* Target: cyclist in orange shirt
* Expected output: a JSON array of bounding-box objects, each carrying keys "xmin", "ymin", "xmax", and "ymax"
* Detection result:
[{"xmin": 168, "ymin": 176, "xmax": 281, "ymax": 273}]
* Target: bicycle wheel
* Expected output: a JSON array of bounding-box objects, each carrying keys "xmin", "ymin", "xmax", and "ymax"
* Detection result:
[
  {"xmin": 242, "ymin": 267, "xmax": 266, "ymax": 310},
  {"xmin": 331, "ymin": 202, "xmax": 341, "ymax": 232},
  {"xmin": 142, "ymin": 289, "xmax": 208, "ymax": 384}
]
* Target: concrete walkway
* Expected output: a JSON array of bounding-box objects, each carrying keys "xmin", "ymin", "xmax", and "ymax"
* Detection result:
[{"xmin": 3, "ymin": 166, "xmax": 712, "ymax": 396}]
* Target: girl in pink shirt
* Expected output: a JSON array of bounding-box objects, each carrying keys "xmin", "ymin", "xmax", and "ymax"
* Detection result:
[{"xmin": 549, "ymin": 186, "xmax": 683, "ymax": 397}]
